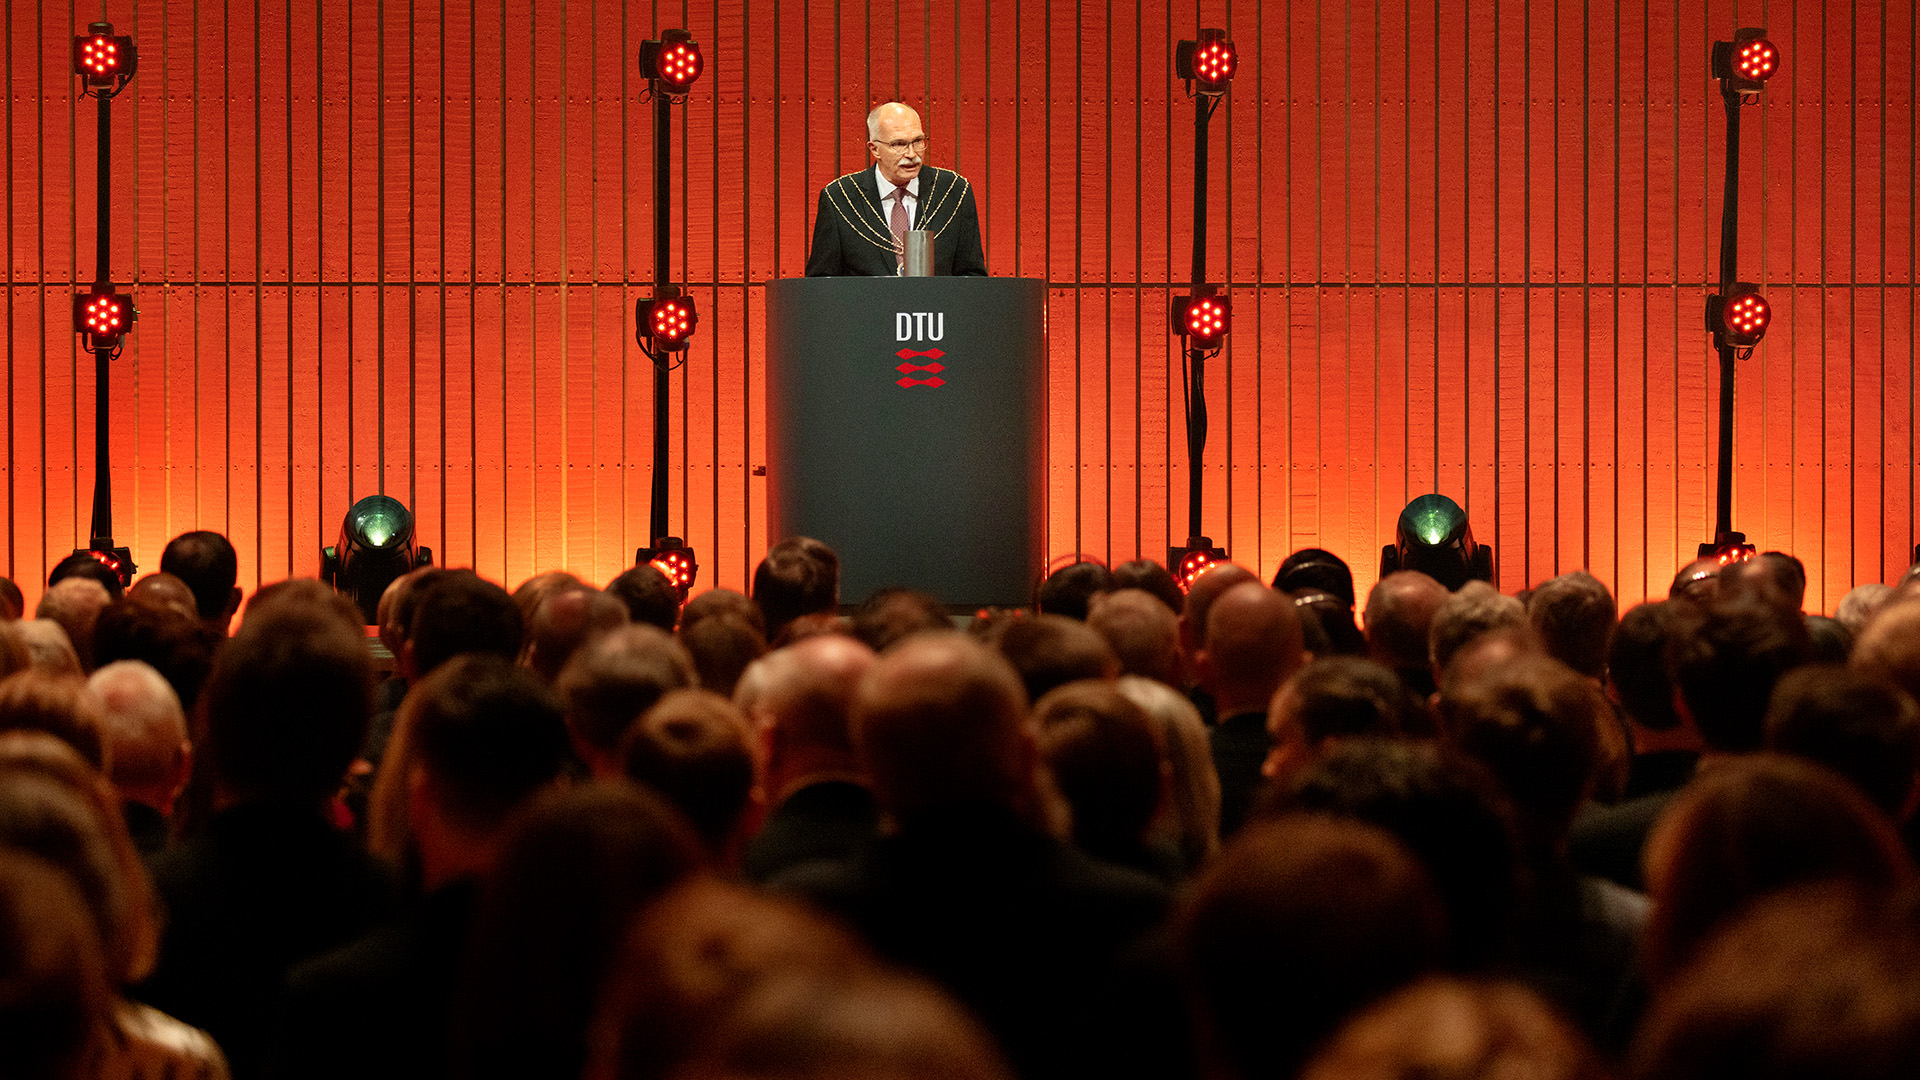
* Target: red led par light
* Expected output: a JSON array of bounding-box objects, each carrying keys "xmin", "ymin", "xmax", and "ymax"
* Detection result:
[
  {"xmin": 641, "ymin": 28, "xmax": 703, "ymax": 93},
  {"xmin": 1711, "ymin": 27, "xmax": 1779, "ymax": 96},
  {"xmin": 1175, "ymin": 28, "xmax": 1237, "ymax": 95}
]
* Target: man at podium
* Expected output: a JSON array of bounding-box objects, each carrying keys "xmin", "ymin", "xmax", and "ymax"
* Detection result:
[{"xmin": 805, "ymin": 102, "xmax": 988, "ymax": 278}]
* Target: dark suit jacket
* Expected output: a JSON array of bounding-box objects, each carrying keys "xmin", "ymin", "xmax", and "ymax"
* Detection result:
[
  {"xmin": 1210, "ymin": 710, "xmax": 1271, "ymax": 839},
  {"xmin": 805, "ymin": 166, "xmax": 987, "ymax": 277},
  {"xmin": 137, "ymin": 801, "xmax": 395, "ymax": 1080},
  {"xmin": 773, "ymin": 804, "xmax": 1169, "ymax": 1080},
  {"xmin": 741, "ymin": 778, "xmax": 881, "ymax": 884}
]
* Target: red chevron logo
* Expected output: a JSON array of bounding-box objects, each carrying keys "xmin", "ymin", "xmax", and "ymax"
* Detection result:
[
  {"xmin": 896, "ymin": 362, "xmax": 946, "ymax": 374},
  {"xmin": 897, "ymin": 376, "xmax": 946, "ymax": 388},
  {"xmin": 895, "ymin": 348, "xmax": 946, "ymax": 361}
]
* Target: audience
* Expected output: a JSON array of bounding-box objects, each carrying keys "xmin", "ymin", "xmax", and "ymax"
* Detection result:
[{"xmin": 6, "ymin": 531, "xmax": 1916, "ymax": 1080}]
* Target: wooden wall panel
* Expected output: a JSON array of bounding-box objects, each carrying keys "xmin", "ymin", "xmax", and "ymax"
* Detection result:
[{"xmin": 3, "ymin": 0, "xmax": 1915, "ymax": 617}]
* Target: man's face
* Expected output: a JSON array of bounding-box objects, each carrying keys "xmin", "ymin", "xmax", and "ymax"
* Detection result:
[{"xmin": 869, "ymin": 108, "xmax": 927, "ymax": 188}]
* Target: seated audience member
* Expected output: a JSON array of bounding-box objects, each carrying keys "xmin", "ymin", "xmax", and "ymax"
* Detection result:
[
  {"xmin": 607, "ymin": 564, "xmax": 681, "ymax": 632},
  {"xmin": 1428, "ymin": 581, "xmax": 1527, "ymax": 684},
  {"xmin": 993, "ymin": 613, "xmax": 1121, "ymax": 703},
  {"xmin": 1834, "ymin": 582, "xmax": 1894, "ymax": 636},
  {"xmin": 0, "ymin": 733, "xmax": 229, "ymax": 1079},
  {"xmin": 1035, "ymin": 560, "xmax": 1116, "ymax": 622},
  {"xmin": 0, "ymin": 574, "xmax": 24, "ymax": 619},
  {"xmin": 11, "ymin": 619, "xmax": 83, "ymax": 675},
  {"xmin": 1300, "ymin": 976, "xmax": 1608, "ymax": 1080},
  {"xmin": 158, "ymin": 531, "xmax": 244, "ymax": 635},
  {"xmin": 1175, "ymin": 561, "xmax": 1258, "ymax": 724},
  {"xmin": 739, "ymin": 636, "xmax": 880, "ymax": 883},
  {"xmin": 557, "ymin": 625, "xmax": 698, "ymax": 779},
  {"xmin": 1765, "ymin": 665, "xmax": 1920, "ymax": 821},
  {"xmin": 774, "ymin": 632, "xmax": 1169, "ymax": 1080},
  {"xmin": 1275, "ymin": 738, "xmax": 1522, "ymax": 971},
  {"xmin": 1034, "ymin": 680, "xmax": 1181, "ymax": 883},
  {"xmin": 660, "ymin": 969, "xmax": 1015, "ymax": 1080},
  {"xmin": 1606, "ymin": 602, "xmax": 1699, "ymax": 799},
  {"xmin": 1273, "ymin": 547, "xmax": 1359, "ymax": 610},
  {"xmin": 1111, "ymin": 559, "xmax": 1185, "ymax": 615},
  {"xmin": 1363, "ymin": 571, "xmax": 1451, "ymax": 700},
  {"xmin": 1087, "ymin": 588, "xmax": 1183, "ymax": 687},
  {"xmin": 1721, "ymin": 550, "xmax": 1807, "ymax": 613},
  {"xmin": 1198, "ymin": 582, "xmax": 1308, "ymax": 837},
  {"xmin": 1115, "ymin": 675, "xmax": 1220, "ymax": 871},
  {"xmin": 751, "ymin": 537, "xmax": 840, "ymax": 644},
  {"xmin": 679, "ymin": 588, "xmax": 767, "ymax": 637},
  {"xmin": 405, "ymin": 570, "xmax": 524, "ymax": 682},
  {"xmin": 0, "ymin": 848, "xmax": 114, "ymax": 1080},
  {"xmin": 91, "ymin": 595, "xmax": 221, "ymax": 715},
  {"xmin": 510, "ymin": 570, "xmax": 583, "ymax": 623},
  {"xmin": 127, "ymin": 572, "xmax": 202, "ymax": 621},
  {"xmin": 1526, "ymin": 571, "xmax": 1617, "ymax": 682},
  {"xmin": 1438, "ymin": 652, "xmax": 1648, "ymax": 1039},
  {"xmin": 768, "ymin": 611, "xmax": 851, "ymax": 648},
  {"xmin": 677, "ymin": 612, "xmax": 766, "ymax": 699},
  {"xmin": 586, "ymin": 878, "xmax": 880, "ymax": 1080},
  {"xmin": 1262, "ymin": 657, "xmax": 1417, "ymax": 793},
  {"xmin": 1852, "ymin": 598, "xmax": 1920, "ymax": 706},
  {"xmin": 137, "ymin": 605, "xmax": 394, "ymax": 1080},
  {"xmin": 1573, "ymin": 594, "xmax": 1815, "ymax": 890},
  {"xmin": 848, "ymin": 586, "xmax": 950, "ymax": 653},
  {"xmin": 1640, "ymin": 753, "xmax": 1916, "ymax": 985},
  {"xmin": 0, "ymin": 670, "xmax": 109, "ymax": 768},
  {"xmin": 621, "ymin": 689, "xmax": 758, "ymax": 863},
  {"xmin": 36, "ymin": 578, "xmax": 113, "ymax": 672},
  {"xmin": 449, "ymin": 782, "xmax": 705, "ymax": 1080},
  {"xmin": 1628, "ymin": 885, "xmax": 1920, "ymax": 1080},
  {"xmin": 1179, "ymin": 816, "xmax": 1448, "ymax": 1080},
  {"xmin": 48, "ymin": 551, "xmax": 125, "ymax": 601},
  {"xmin": 276, "ymin": 656, "xmax": 572, "ymax": 1080},
  {"xmin": 519, "ymin": 584, "xmax": 630, "ymax": 684},
  {"xmin": 88, "ymin": 661, "xmax": 192, "ymax": 857}
]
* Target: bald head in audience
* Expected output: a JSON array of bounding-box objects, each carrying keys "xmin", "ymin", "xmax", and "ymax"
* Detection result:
[
  {"xmin": 87, "ymin": 660, "xmax": 190, "ymax": 820},
  {"xmin": 853, "ymin": 632, "xmax": 1038, "ymax": 825},
  {"xmin": 36, "ymin": 578, "xmax": 112, "ymax": 672},
  {"xmin": 1178, "ymin": 563, "xmax": 1259, "ymax": 675},
  {"xmin": 1365, "ymin": 571, "xmax": 1450, "ymax": 695},
  {"xmin": 750, "ymin": 636, "xmax": 877, "ymax": 798},
  {"xmin": 1198, "ymin": 582, "xmax": 1307, "ymax": 719},
  {"xmin": 556, "ymin": 624, "xmax": 697, "ymax": 779}
]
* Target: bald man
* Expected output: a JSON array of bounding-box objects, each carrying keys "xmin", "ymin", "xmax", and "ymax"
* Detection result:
[
  {"xmin": 89, "ymin": 660, "xmax": 192, "ymax": 855},
  {"xmin": 740, "ymin": 635, "xmax": 880, "ymax": 882},
  {"xmin": 1198, "ymin": 582, "xmax": 1310, "ymax": 836},
  {"xmin": 805, "ymin": 102, "xmax": 987, "ymax": 277}
]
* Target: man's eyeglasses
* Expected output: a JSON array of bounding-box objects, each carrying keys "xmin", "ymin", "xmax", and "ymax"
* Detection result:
[{"xmin": 874, "ymin": 136, "xmax": 928, "ymax": 154}]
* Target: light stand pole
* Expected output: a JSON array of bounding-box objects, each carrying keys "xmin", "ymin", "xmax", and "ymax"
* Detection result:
[
  {"xmin": 1700, "ymin": 28, "xmax": 1780, "ymax": 560},
  {"xmin": 71, "ymin": 24, "xmax": 139, "ymax": 584},
  {"xmin": 634, "ymin": 30, "xmax": 703, "ymax": 599},
  {"xmin": 1168, "ymin": 29, "xmax": 1236, "ymax": 588}
]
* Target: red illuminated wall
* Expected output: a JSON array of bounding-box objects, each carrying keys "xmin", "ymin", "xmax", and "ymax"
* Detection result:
[{"xmin": 5, "ymin": 1, "xmax": 1914, "ymax": 613}]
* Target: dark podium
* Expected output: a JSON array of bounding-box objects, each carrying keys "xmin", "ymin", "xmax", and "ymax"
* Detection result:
[{"xmin": 765, "ymin": 277, "xmax": 1047, "ymax": 610}]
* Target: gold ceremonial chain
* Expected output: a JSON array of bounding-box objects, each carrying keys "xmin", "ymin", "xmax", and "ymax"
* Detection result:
[{"xmin": 824, "ymin": 169, "xmax": 969, "ymax": 256}]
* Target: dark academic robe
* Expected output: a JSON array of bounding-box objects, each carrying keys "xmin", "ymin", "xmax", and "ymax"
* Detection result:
[{"xmin": 805, "ymin": 166, "xmax": 987, "ymax": 277}]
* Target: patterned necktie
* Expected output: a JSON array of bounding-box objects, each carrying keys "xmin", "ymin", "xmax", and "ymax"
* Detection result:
[{"xmin": 890, "ymin": 184, "xmax": 911, "ymax": 269}]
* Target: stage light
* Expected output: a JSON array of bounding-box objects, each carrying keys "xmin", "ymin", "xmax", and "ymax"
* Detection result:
[
  {"xmin": 1173, "ymin": 290, "xmax": 1230, "ymax": 347},
  {"xmin": 640, "ymin": 28, "xmax": 702, "ymax": 93},
  {"xmin": 1168, "ymin": 536, "xmax": 1228, "ymax": 593},
  {"xmin": 1175, "ymin": 27, "xmax": 1237, "ymax": 96},
  {"xmin": 1712, "ymin": 28, "xmax": 1778, "ymax": 96},
  {"xmin": 641, "ymin": 289, "xmax": 698, "ymax": 354},
  {"xmin": 72, "ymin": 24, "xmax": 136, "ymax": 91},
  {"xmin": 320, "ymin": 495, "xmax": 434, "ymax": 624},
  {"xmin": 1379, "ymin": 494, "xmax": 1494, "ymax": 592},
  {"xmin": 1707, "ymin": 284, "xmax": 1771, "ymax": 349},
  {"xmin": 68, "ymin": 545, "xmax": 136, "ymax": 588},
  {"xmin": 637, "ymin": 537, "xmax": 699, "ymax": 602},
  {"xmin": 73, "ymin": 288, "xmax": 135, "ymax": 350},
  {"xmin": 1694, "ymin": 531, "xmax": 1757, "ymax": 564}
]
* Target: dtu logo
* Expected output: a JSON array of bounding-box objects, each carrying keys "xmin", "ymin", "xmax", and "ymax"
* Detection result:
[{"xmin": 895, "ymin": 312, "xmax": 945, "ymax": 341}]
